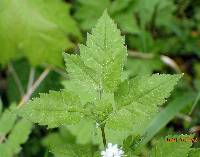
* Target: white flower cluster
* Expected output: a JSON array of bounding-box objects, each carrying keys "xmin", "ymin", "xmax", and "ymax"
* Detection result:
[{"xmin": 101, "ymin": 143, "xmax": 124, "ymax": 157}]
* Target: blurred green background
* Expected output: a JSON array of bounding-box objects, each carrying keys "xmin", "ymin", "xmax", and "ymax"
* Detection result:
[{"xmin": 0, "ymin": 0, "xmax": 200, "ymax": 156}]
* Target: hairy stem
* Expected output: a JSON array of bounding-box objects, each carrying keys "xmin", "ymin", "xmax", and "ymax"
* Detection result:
[
  {"xmin": 101, "ymin": 126, "xmax": 107, "ymax": 148},
  {"xmin": 27, "ymin": 67, "xmax": 35, "ymax": 92},
  {"xmin": 98, "ymin": 84, "xmax": 107, "ymax": 147},
  {"xmin": 128, "ymin": 50, "xmax": 154, "ymax": 59},
  {"xmin": 18, "ymin": 67, "xmax": 50, "ymax": 107}
]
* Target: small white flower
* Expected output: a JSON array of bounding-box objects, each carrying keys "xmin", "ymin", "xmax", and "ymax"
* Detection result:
[{"xmin": 101, "ymin": 143, "xmax": 124, "ymax": 157}]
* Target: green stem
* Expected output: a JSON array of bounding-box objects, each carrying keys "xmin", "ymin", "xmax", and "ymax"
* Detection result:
[
  {"xmin": 98, "ymin": 85, "xmax": 107, "ymax": 147},
  {"xmin": 101, "ymin": 126, "xmax": 107, "ymax": 148},
  {"xmin": 189, "ymin": 91, "xmax": 200, "ymax": 115},
  {"xmin": 140, "ymin": 20, "xmax": 147, "ymax": 53},
  {"xmin": 18, "ymin": 67, "xmax": 50, "ymax": 107}
]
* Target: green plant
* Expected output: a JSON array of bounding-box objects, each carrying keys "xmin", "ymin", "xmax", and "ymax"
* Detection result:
[
  {"xmin": 12, "ymin": 11, "xmax": 199, "ymax": 157},
  {"xmin": 0, "ymin": 0, "xmax": 81, "ymax": 66},
  {"xmin": 0, "ymin": 104, "xmax": 32, "ymax": 157}
]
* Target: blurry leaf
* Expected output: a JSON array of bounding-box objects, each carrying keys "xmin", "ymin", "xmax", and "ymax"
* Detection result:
[
  {"xmin": 150, "ymin": 134, "xmax": 194, "ymax": 157},
  {"xmin": 7, "ymin": 59, "xmax": 63, "ymax": 103},
  {"xmin": 0, "ymin": 119, "xmax": 32, "ymax": 157},
  {"xmin": 139, "ymin": 92, "xmax": 196, "ymax": 147},
  {"xmin": 188, "ymin": 148, "xmax": 200, "ymax": 157},
  {"xmin": 109, "ymin": 0, "xmax": 132, "ymax": 13},
  {"xmin": 194, "ymin": 63, "xmax": 200, "ymax": 79},
  {"xmin": 74, "ymin": 0, "xmax": 110, "ymax": 30},
  {"xmin": 0, "ymin": 98, "xmax": 2, "ymax": 115},
  {"xmin": 135, "ymin": 0, "xmax": 176, "ymax": 27},
  {"xmin": 114, "ymin": 13, "xmax": 140, "ymax": 34},
  {"xmin": 43, "ymin": 127, "xmax": 96, "ymax": 157},
  {"xmin": 0, "ymin": 0, "xmax": 81, "ymax": 66},
  {"xmin": 125, "ymin": 57, "xmax": 163, "ymax": 77},
  {"xmin": 75, "ymin": 0, "xmax": 139, "ymax": 33},
  {"xmin": 127, "ymin": 31, "xmax": 155, "ymax": 53},
  {"xmin": 155, "ymin": 1, "xmax": 176, "ymax": 27},
  {"xmin": 6, "ymin": 119, "xmax": 32, "ymax": 154},
  {"xmin": 195, "ymin": 8, "xmax": 200, "ymax": 31},
  {"xmin": 51, "ymin": 143, "xmax": 94, "ymax": 157},
  {"xmin": 0, "ymin": 105, "xmax": 17, "ymax": 135},
  {"xmin": 43, "ymin": 128, "xmax": 76, "ymax": 151},
  {"xmin": 189, "ymin": 91, "xmax": 200, "ymax": 115}
]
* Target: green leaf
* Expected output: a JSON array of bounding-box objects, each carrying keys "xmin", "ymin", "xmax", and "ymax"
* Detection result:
[
  {"xmin": 0, "ymin": 119, "xmax": 32, "ymax": 157},
  {"xmin": 74, "ymin": 0, "xmax": 110, "ymax": 30},
  {"xmin": 135, "ymin": 0, "xmax": 176, "ymax": 28},
  {"xmin": 188, "ymin": 148, "xmax": 200, "ymax": 157},
  {"xmin": 75, "ymin": 0, "xmax": 139, "ymax": 33},
  {"xmin": 62, "ymin": 80, "xmax": 97, "ymax": 105},
  {"xmin": 51, "ymin": 143, "xmax": 94, "ymax": 157},
  {"xmin": 150, "ymin": 134, "xmax": 194, "ymax": 157},
  {"xmin": 139, "ymin": 92, "xmax": 196, "ymax": 147},
  {"xmin": 43, "ymin": 127, "xmax": 96, "ymax": 157},
  {"xmin": 0, "ymin": 145, "xmax": 11, "ymax": 157},
  {"xmin": 5, "ymin": 119, "xmax": 32, "ymax": 154},
  {"xmin": 18, "ymin": 90, "xmax": 84, "ymax": 128},
  {"xmin": 43, "ymin": 128, "xmax": 76, "ymax": 149},
  {"xmin": 106, "ymin": 74, "xmax": 182, "ymax": 134},
  {"xmin": 155, "ymin": 0, "xmax": 176, "ymax": 27},
  {"xmin": 65, "ymin": 11, "xmax": 127, "ymax": 92},
  {"xmin": 125, "ymin": 57, "xmax": 163, "ymax": 77},
  {"xmin": 115, "ymin": 74, "xmax": 182, "ymax": 107},
  {"xmin": 109, "ymin": 0, "xmax": 133, "ymax": 13},
  {"xmin": 64, "ymin": 54, "xmax": 99, "ymax": 91},
  {"xmin": 0, "ymin": 0, "xmax": 81, "ymax": 66},
  {"xmin": 113, "ymin": 11, "xmax": 140, "ymax": 34},
  {"xmin": 66, "ymin": 119, "xmax": 102, "ymax": 145},
  {"xmin": 67, "ymin": 119, "xmax": 129, "ymax": 146},
  {"xmin": 0, "ymin": 106, "xmax": 17, "ymax": 135},
  {"xmin": 91, "ymin": 99, "xmax": 113, "ymax": 123}
]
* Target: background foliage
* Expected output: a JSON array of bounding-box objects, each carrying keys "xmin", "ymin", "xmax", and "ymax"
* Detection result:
[{"xmin": 0, "ymin": 0, "xmax": 200, "ymax": 156}]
